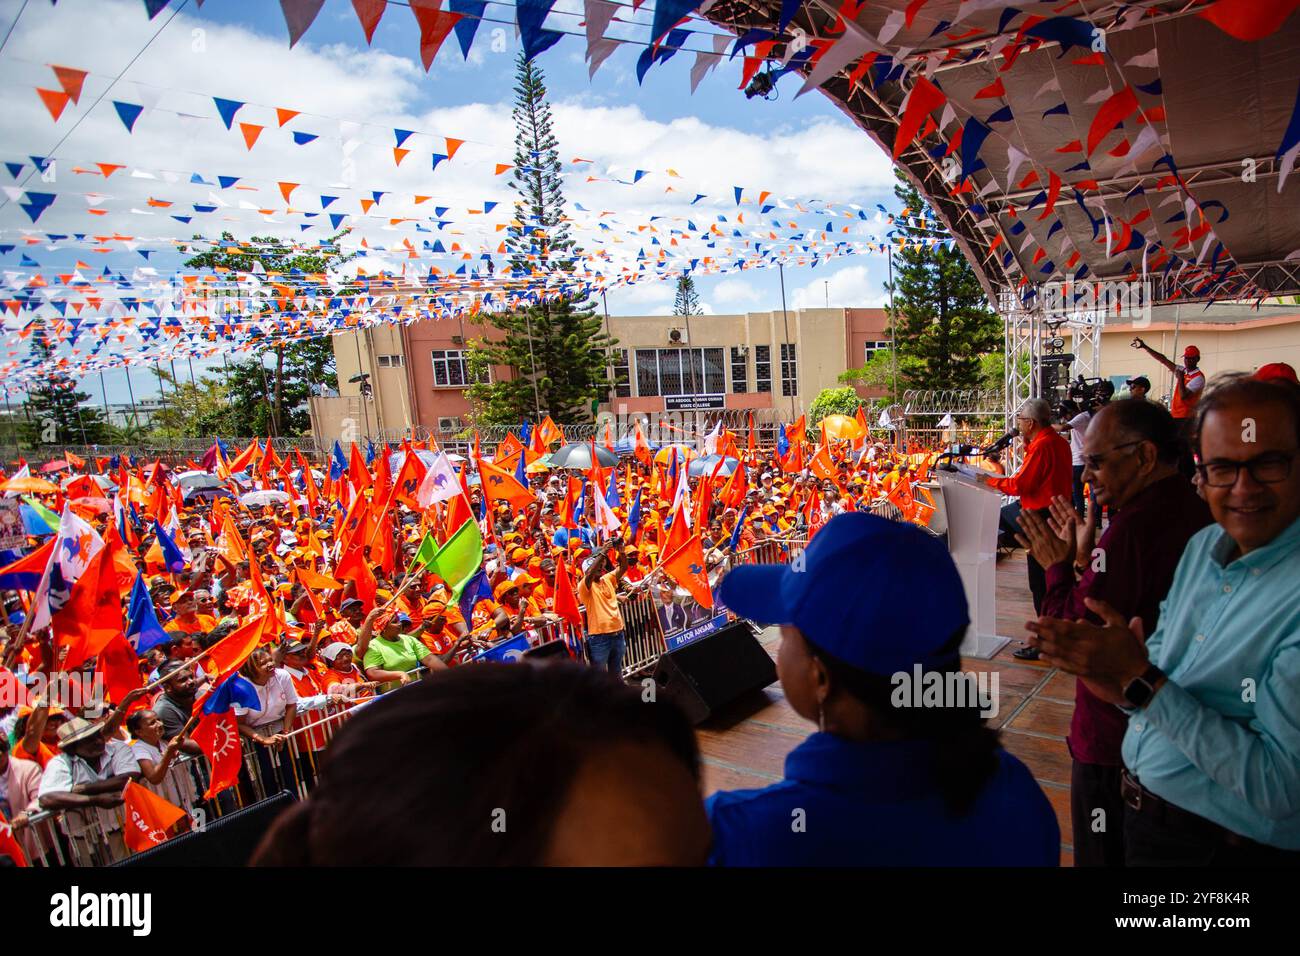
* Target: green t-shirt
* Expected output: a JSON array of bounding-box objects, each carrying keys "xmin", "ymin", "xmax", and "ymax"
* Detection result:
[{"xmin": 363, "ymin": 633, "xmax": 427, "ymax": 674}]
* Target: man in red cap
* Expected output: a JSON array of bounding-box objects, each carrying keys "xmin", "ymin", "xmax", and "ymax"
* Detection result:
[
  {"xmin": 1131, "ymin": 337, "xmax": 1206, "ymax": 421},
  {"xmin": 1255, "ymin": 362, "xmax": 1299, "ymax": 386}
]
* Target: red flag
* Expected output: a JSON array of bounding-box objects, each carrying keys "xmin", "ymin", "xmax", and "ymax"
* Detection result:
[
  {"xmin": 122, "ymin": 780, "xmax": 187, "ymax": 854},
  {"xmin": 335, "ymin": 547, "xmax": 377, "ymax": 612},
  {"xmin": 195, "ymin": 613, "xmax": 266, "ymax": 706},
  {"xmin": 192, "ymin": 711, "xmax": 242, "ymax": 800},
  {"xmin": 659, "ymin": 534, "xmax": 714, "ymax": 609},
  {"xmin": 1197, "ymin": 0, "xmax": 1300, "ymax": 41},
  {"xmin": 53, "ymin": 548, "xmax": 125, "ymax": 671},
  {"xmin": 348, "ymin": 443, "xmax": 372, "ymax": 492},
  {"xmin": 893, "ymin": 75, "xmax": 946, "ymax": 159},
  {"xmin": 0, "ymin": 809, "xmax": 28, "ymax": 867},
  {"xmin": 552, "ymin": 554, "xmax": 583, "ymax": 631},
  {"xmin": 96, "ymin": 633, "xmax": 143, "ymax": 708}
]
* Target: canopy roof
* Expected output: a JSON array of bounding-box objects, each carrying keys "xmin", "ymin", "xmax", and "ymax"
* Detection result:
[{"xmin": 703, "ymin": 0, "xmax": 1300, "ymax": 307}]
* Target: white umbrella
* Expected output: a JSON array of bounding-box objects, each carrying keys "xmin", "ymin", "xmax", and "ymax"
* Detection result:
[{"xmin": 240, "ymin": 489, "xmax": 291, "ymax": 507}]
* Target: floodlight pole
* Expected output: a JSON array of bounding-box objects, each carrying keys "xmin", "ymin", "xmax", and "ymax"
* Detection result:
[
  {"xmin": 124, "ymin": 365, "xmax": 141, "ymax": 431},
  {"xmin": 777, "ymin": 263, "xmax": 797, "ymax": 422}
]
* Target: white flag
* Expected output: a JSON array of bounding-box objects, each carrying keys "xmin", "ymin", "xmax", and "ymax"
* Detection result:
[
  {"xmin": 592, "ymin": 484, "xmax": 622, "ymax": 536},
  {"xmin": 30, "ymin": 505, "xmax": 104, "ymax": 631},
  {"xmin": 416, "ymin": 452, "xmax": 462, "ymax": 508}
]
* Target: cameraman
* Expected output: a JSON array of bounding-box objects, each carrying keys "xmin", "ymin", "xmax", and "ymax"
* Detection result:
[
  {"xmin": 1054, "ymin": 386, "xmax": 1112, "ymax": 516},
  {"xmin": 971, "ymin": 399, "xmax": 1072, "ymax": 647}
]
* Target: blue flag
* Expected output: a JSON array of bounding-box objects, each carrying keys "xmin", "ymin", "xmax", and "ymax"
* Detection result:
[
  {"xmin": 627, "ymin": 488, "xmax": 642, "ymax": 540},
  {"xmin": 202, "ymin": 674, "xmax": 261, "ymax": 715},
  {"xmin": 330, "ymin": 441, "xmax": 347, "ymax": 480},
  {"xmin": 777, "ymin": 423, "xmax": 789, "ymax": 458},
  {"xmin": 606, "ymin": 464, "xmax": 621, "ymax": 509},
  {"xmin": 728, "ymin": 505, "xmax": 750, "ymax": 552},
  {"xmin": 365, "ymin": 439, "xmax": 376, "ymax": 466},
  {"xmin": 572, "ymin": 479, "xmax": 587, "ymax": 528},
  {"xmin": 514, "ymin": 449, "xmax": 527, "ymax": 486},
  {"xmin": 153, "ymin": 521, "xmax": 187, "ymax": 572},
  {"xmin": 519, "ymin": 420, "xmax": 531, "ymax": 448},
  {"xmin": 458, "ymin": 567, "xmax": 492, "ymax": 623},
  {"xmin": 126, "ymin": 572, "xmax": 169, "ymax": 654}
]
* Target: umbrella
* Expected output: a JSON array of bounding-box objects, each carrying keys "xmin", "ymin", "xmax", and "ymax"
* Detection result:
[
  {"xmin": 239, "ymin": 489, "xmax": 291, "ymax": 507},
  {"xmin": 61, "ymin": 474, "xmax": 117, "ymax": 493},
  {"xmin": 289, "ymin": 468, "xmax": 325, "ymax": 483},
  {"xmin": 688, "ymin": 454, "xmax": 739, "ymax": 478},
  {"xmin": 388, "ymin": 449, "xmax": 438, "ymax": 473},
  {"xmin": 612, "ymin": 435, "xmax": 659, "ymax": 455},
  {"xmin": 820, "ymin": 414, "xmax": 864, "ymax": 441},
  {"xmin": 2, "ymin": 475, "xmax": 59, "ymax": 494},
  {"xmin": 175, "ymin": 470, "xmax": 224, "ymax": 490},
  {"xmin": 39, "ymin": 459, "xmax": 71, "ymax": 473},
  {"xmin": 525, "ymin": 455, "xmax": 554, "ymax": 475},
  {"xmin": 185, "ymin": 486, "xmax": 234, "ymax": 503},
  {"xmin": 548, "ymin": 441, "xmax": 618, "ymax": 470},
  {"xmin": 653, "ymin": 444, "xmax": 697, "ymax": 466}
]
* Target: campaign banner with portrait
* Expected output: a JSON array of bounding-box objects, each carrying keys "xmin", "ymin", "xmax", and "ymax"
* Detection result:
[{"xmin": 0, "ymin": 498, "xmax": 25, "ymax": 551}]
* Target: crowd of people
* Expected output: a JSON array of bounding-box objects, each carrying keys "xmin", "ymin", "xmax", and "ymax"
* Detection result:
[
  {"xmin": 3, "ymin": 349, "xmax": 1298, "ymax": 868},
  {"xmin": 0, "ymin": 412, "xmax": 951, "ymax": 866}
]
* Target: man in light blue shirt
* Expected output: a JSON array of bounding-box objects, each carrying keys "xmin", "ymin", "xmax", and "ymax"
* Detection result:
[{"xmin": 1027, "ymin": 374, "xmax": 1300, "ymax": 864}]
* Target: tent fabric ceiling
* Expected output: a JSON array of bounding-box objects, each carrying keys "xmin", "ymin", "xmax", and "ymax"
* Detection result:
[{"xmin": 703, "ymin": 0, "xmax": 1300, "ymax": 307}]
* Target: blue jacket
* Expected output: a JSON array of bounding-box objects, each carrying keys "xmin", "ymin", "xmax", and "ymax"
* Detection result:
[{"xmin": 706, "ymin": 733, "xmax": 1060, "ymax": 866}]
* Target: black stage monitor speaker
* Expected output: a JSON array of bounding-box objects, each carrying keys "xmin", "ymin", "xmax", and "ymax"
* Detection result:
[
  {"xmin": 113, "ymin": 790, "xmax": 296, "ymax": 867},
  {"xmin": 651, "ymin": 621, "xmax": 777, "ymax": 725}
]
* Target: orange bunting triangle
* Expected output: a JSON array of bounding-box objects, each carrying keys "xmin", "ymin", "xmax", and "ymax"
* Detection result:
[
  {"xmin": 36, "ymin": 88, "xmax": 70, "ymax": 121},
  {"xmin": 51, "ymin": 65, "xmax": 87, "ymax": 103},
  {"xmin": 275, "ymin": 107, "xmax": 300, "ymax": 127},
  {"xmin": 239, "ymin": 122, "xmax": 264, "ymax": 149}
]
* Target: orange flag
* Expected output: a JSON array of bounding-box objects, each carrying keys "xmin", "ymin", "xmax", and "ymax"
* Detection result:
[
  {"xmin": 335, "ymin": 547, "xmax": 377, "ymax": 612},
  {"xmin": 660, "ymin": 534, "xmax": 714, "ymax": 609},
  {"xmin": 296, "ymin": 565, "xmax": 343, "ymax": 590},
  {"xmin": 391, "ymin": 450, "xmax": 427, "ymax": 510},
  {"xmin": 663, "ymin": 500, "xmax": 691, "ymax": 561},
  {"xmin": 348, "ymin": 443, "xmax": 372, "ymax": 492},
  {"xmin": 478, "ymin": 458, "xmax": 535, "ymax": 512},
  {"xmin": 195, "ymin": 613, "xmax": 267, "ymax": 706},
  {"xmin": 122, "ymin": 780, "xmax": 187, "ymax": 854},
  {"xmin": 0, "ymin": 808, "xmax": 28, "ymax": 866},
  {"xmin": 552, "ymin": 554, "xmax": 583, "ymax": 631},
  {"xmin": 536, "ymin": 415, "xmax": 564, "ymax": 449},
  {"xmin": 809, "ymin": 443, "xmax": 836, "ymax": 481}
]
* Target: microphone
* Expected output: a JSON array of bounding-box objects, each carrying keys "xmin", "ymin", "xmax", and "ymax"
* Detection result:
[{"xmin": 981, "ymin": 430, "xmax": 1019, "ymax": 456}]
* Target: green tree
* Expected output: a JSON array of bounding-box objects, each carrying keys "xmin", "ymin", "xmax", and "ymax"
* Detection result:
[
  {"xmin": 465, "ymin": 52, "xmax": 614, "ymax": 427},
  {"xmin": 809, "ymin": 387, "xmax": 864, "ymax": 429},
  {"xmin": 674, "ymin": 274, "xmax": 702, "ymax": 316},
  {"xmin": 887, "ymin": 171, "xmax": 1001, "ymax": 392},
  {"xmin": 181, "ymin": 232, "xmax": 348, "ymax": 436},
  {"xmin": 20, "ymin": 324, "xmax": 109, "ymax": 446}
]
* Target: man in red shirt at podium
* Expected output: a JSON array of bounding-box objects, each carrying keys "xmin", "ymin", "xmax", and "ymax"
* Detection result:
[{"xmin": 972, "ymin": 398, "xmax": 1072, "ymax": 656}]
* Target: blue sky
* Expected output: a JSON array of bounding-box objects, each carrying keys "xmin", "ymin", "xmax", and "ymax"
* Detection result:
[{"xmin": 0, "ymin": 0, "xmax": 901, "ymax": 405}]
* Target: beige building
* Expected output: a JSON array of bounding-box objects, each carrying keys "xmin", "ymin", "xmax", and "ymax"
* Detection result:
[
  {"xmin": 315, "ymin": 306, "xmax": 891, "ymax": 443},
  {"xmin": 1099, "ymin": 303, "xmax": 1300, "ymax": 400}
]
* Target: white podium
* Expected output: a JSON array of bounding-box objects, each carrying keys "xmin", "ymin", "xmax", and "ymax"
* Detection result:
[{"xmin": 936, "ymin": 468, "xmax": 1011, "ymax": 659}]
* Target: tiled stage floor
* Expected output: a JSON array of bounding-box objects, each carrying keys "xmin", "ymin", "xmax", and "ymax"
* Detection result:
[{"xmin": 696, "ymin": 550, "xmax": 1076, "ymax": 866}]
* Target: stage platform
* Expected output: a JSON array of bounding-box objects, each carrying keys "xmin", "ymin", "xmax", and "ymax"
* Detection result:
[{"xmin": 696, "ymin": 550, "xmax": 1076, "ymax": 866}]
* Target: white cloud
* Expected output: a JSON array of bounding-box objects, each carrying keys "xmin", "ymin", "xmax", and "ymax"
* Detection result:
[
  {"xmin": 790, "ymin": 265, "xmax": 888, "ymax": 309},
  {"xmin": 712, "ymin": 278, "xmax": 761, "ymax": 306}
]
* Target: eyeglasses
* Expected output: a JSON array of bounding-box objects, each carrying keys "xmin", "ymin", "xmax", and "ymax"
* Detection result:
[
  {"xmin": 1196, "ymin": 451, "xmax": 1296, "ymax": 488},
  {"xmin": 1082, "ymin": 440, "xmax": 1143, "ymax": 470}
]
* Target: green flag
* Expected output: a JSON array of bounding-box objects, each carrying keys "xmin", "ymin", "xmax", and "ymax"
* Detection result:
[
  {"xmin": 427, "ymin": 519, "xmax": 484, "ymax": 601},
  {"xmin": 407, "ymin": 531, "xmax": 439, "ymax": 575},
  {"xmin": 21, "ymin": 496, "xmax": 60, "ymax": 534}
]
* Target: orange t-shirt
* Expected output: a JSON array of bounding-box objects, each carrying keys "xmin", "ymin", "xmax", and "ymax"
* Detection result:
[
  {"xmin": 166, "ymin": 613, "xmax": 216, "ymax": 636},
  {"xmin": 577, "ymin": 570, "xmax": 623, "ymax": 636},
  {"xmin": 14, "ymin": 739, "xmax": 56, "ymax": 770}
]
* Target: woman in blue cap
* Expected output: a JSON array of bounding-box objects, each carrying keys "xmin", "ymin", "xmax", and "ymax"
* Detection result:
[{"xmin": 707, "ymin": 512, "xmax": 1060, "ymax": 866}]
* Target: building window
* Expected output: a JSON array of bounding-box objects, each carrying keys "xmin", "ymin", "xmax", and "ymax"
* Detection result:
[
  {"xmin": 611, "ymin": 348, "xmax": 631, "ymax": 397},
  {"xmin": 430, "ymin": 349, "xmax": 484, "ymax": 387},
  {"xmin": 863, "ymin": 340, "xmax": 890, "ymax": 364},
  {"xmin": 754, "ymin": 345, "xmax": 771, "ymax": 393},
  {"xmin": 780, "ymin": 343, "xmax": 798, "ymax": 397},
  {"xmin": 730, "ymin": 347, "xmax": 747, "ymax": 393},
  {"xmin": 376, "ymin": 354, "xmax": 404, "ymax": 368},
  {"xmin": 633, "ymin": 347, "xmax": 726, "ymax": 397}
]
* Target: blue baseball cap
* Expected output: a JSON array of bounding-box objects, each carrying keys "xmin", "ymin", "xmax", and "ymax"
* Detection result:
[{"xmin": 718, "ymin": 512, "xmax": 969, "ymax": 676}]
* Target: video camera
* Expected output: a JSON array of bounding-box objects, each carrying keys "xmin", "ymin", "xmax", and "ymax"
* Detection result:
[{"xmin": 1056, "ymin": 376, "xmax": 1115, "ymax": 418}]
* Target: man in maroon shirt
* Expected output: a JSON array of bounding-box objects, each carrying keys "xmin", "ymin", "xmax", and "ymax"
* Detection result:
[
  {"xmin": 972, "ymin": 398, "xmax": 1073, "ymax": 632},
  {"xmin": 1015, "ymin": 399, "xmax": 1210, "ymax": 865}
]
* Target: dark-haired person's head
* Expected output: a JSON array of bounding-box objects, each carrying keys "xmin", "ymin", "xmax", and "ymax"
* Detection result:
[
  {"xmin": 1082, "ymin": 399, "xmax": 1183, "ymax": 509},
  {"xmin": 160, "ymin": 660, "xmax": 198, "ymax": 700},
  {"xmin": 251, "ymin": 663, "xmax": 709, "ymax": 866},
  {"xmin": 720, "ymin": 513, "xmax": 999, "ymax": 816},
  {"xmin": 1194, "ymin": 374, "xmax": 1300, "ymax": 555}
]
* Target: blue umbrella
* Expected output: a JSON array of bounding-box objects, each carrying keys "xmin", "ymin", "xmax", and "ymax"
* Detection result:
[{"xmin": 688, "ymin": 454, "xmax": 738, "ymax": 478}]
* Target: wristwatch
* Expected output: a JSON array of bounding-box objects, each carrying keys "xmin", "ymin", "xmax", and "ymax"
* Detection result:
[{"xmin": 1122, "ymin": 664, "xmax": 1165, "ymax": 708}]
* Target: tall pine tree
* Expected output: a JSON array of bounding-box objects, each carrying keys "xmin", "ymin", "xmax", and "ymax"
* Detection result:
[
  {"xmin": 466, "ymin": 53, "xmax": 614, "ymax": 427},
  {"xmin": 674, "ymin": 275, "xmax": 702, "ymax": 316},
  {"xmin": 21, "ymin": 322, "xmax": 109, "ymax": 446},
  {"xmin": 886, "ymin": 172, "xmax": 1002, "ymax": 391}
]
